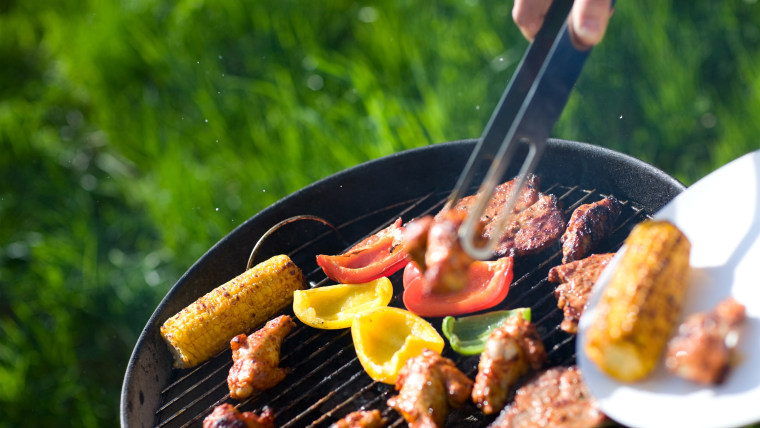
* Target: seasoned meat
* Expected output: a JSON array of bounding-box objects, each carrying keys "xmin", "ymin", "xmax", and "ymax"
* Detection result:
[
  {"xmin": 472, "ymin": 314, "xmax": 546, "ymax": 415},
  {"xmin": 387, "ymin": 348, "xmax": 474, "ymax": 428},
  {"xmin": 561, "ymin": 196, "xmax": 622, "ymax": 264},
  {"xmin": 203, "ymin": 404, "xmax": 275, "ymax": 428},
  {"xmin": 330, "ymin": 409, "xmax": 386, "ymax": 428},
  {"xmin": 227, "ymin": 315, "xmax": 295, "ymax": 400},
  {"xmin": 490, "ymin": 366, "xmax": 607, "ymax": 428},
  {"xmin": 405, "ymin": 209, "xmax": 485, "ymax": 294},
  {"xmin": 548, "ymin": 253, "xmax": 615, "ymax": 334},
  {"xmin": 665, "ymin": 297, "xmax": 746, "ymax": 384},
  {"xmin": 489, "ymin": 193, "xmax": 565, "ymax": 258},
  {"xmin": 442, "ymin": 175, "xmax": 563, "ymax": 258},
  {"xmin": 444, "ymin": 174, "xmax": 541, "ymax": 224}
]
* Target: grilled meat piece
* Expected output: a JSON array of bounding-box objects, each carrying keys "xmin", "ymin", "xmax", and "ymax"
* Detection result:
[
  {"xmin": 444, "ymin": 174, "xmax": 541, "ymax": 224},
  {"xmin": 405, "ymin": 209, "xmax": 485, "ymax": 294},
  {"xmin": 387, "ymin": 348, "xmax": 473, "ymax": 428},
  {"xmin": 490, "ymin": 366, "xmax": 607, "ymax": 428},
  {"xmin": 548, "ymin": 253, "xmax": 615, "ymax": 334},
  {"xmin": 489, "ymin": 192, "xmax": 565, "ymax": 258},
  {"xmin": 561, "ymin": 196, "xmax": 622, "ymax": 264},
  {"xmin": 330, "ymin": 409, "xmax": 386, "ymax": 428},
  {"xmin": 472, "ymin": 314, "xmax": 546, "ymax": 415},
  {"xmin": 665, "ymin": 297, "xmax": 746, "ymax": 384},
  {"xmin": 442, "ymin": 175, "xmax": 563, "ymax": 258},
  {"xmin": 227, "ymin": 315, "xmax": 295, "ymax": 400},
  {"xmin": 203, "ymin": 404, "xmax": 275, "ymax": 428}
]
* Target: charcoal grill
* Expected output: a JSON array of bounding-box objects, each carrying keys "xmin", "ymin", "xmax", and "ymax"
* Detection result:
[{"xmin": 121, "ymin": 139, "xmax": 684, "ymax": 427}]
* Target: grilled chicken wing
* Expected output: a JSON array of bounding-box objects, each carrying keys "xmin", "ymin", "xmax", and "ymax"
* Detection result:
[
  {"xmin": 330, "ymin": 409, "xmax": 386, "ymax": 428},
  {"xmin": 472, "ymin": 314, "xmax": 546, "ymax": 415},
  {"xmin": 387, "ymin": 348, "xmax": 473, "ymax": 428},
  {"xmin": 203, "ymin": 403, "xmax": 275, "ymax": 428},
  {"xmin": 665, "ymin": 297, "xmax": 746, "ymax": 384},
  {"xmin": 227, "ymin": 315, "xmax": 295, "ymax": 400},
  {"xmin": 548, "ymin": 253, "xmax": 615, "ymax": 334},
  {"xmin": 490, "ymin": 366, "xmax": 607, "ymax": 428},
  {"xmin": 561, "ymin": 196, "xmax": 622, "ymax": 264}
]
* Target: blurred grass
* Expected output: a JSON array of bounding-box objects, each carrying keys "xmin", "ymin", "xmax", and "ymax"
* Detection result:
[{"xmin": 1, "ymin": 0, "xmax": 759, "ymax": 426}]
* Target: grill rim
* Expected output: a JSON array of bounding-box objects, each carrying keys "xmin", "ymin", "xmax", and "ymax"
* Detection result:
[{"xmin": 120, "ymin": 138, "xmax": 685, "ymax": 428}]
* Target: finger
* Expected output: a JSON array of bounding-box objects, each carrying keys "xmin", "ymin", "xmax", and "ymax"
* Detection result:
[
  {"xmin": 569, "ymin": 0, "xmax": 614, "ymax": 48},
  {"xmin": 512, "ymin": 0, "xmax": 554, "ymax": 42}
]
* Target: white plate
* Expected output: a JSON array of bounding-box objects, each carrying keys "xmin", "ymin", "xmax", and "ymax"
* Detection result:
[{"xmin": 577, "ymin": 149, "xmax": 760, "ymax": 428}]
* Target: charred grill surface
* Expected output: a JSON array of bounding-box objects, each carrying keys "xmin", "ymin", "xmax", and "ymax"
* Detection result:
[{"xmin": 150, "ymin": 182, "xmax": 648, "ymax": 428}]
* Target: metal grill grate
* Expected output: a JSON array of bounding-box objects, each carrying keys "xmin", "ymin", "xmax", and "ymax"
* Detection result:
[{"xmin": 154, "ymin": 182, "xmax": 648, "ymax": 427}]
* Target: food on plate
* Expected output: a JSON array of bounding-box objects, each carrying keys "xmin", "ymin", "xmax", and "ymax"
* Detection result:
[
  {"xmin": 160, "ymin": 254, "xmax": 305, "ymax": 369},
  {"xmin": 292, "ymin": 277, "xmax": 393, "ymax": 329},
  {"xmin": 228, "ymin": 315, "xmax": 295, "ymax": 400},
  {"xmin": 443, "ymin": 174, "xmax": 565, "ymax": 258},
  {"xmin": 561, "ymin": 196, "xmax": 622, "ymax": 264},
  {"xmin": 584, "ymin": 220, "xmax": 691, "ymax": 382},
  {"xmin": 316, "ymin": 218, "xmax": 411, "ymax": 284},
  {"xmin": 471, "ymin": 312, "xmax": 546, "ymax": 415},
  {"xmin": 490, "ymin": 366, "xmax": 607, "ymax": 428},
  {"xmin": 351, "ymin": 306, "xmax": 444, "ymax": 384},
  {"xmin": 329, "ymin": 409, "xmax": 386, "ymax": 428},
  {"xmin": 548, "ymin": 253, "xmax": 615, "ymax": 334},
  {"xmin": 203, "ymin": 403, "xmax": 275, "ymax": 428},
  {"xmin": 441, "ymin": 308, "xmax": 532, "ymax": 356},
  {"xmin": 401, "ymin": 256, "xmax": 513, "ymax": 317},
  {"xmin": 387, "ymin": 348, "xmax": 473, "ymax": 428},
  {"xmin": 665, "ymin": 297, "xmax": 746, "ymax": 385}
]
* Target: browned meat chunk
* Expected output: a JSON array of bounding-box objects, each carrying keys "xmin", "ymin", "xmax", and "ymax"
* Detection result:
[
  {"xmin": 442, "ymin": 175, "xmax": 564, "ymax": 258},
  {"xmin": 330, "ymin": 409, "xmax": 386, "ymax": 428},
  {"xmin": 490, "ymin": 366, "xmax": 607, "ymax": 428},
  {"xmin": 387, "ymin": 348, "xmax": 474, "ymax": 428},
  {"xmin": 444, "ymin": 174, "xmax": 541, "ymax": 224},
  {"xmin": 203, "ymin": 404, "xmax": 275, "ymax": 428},
  {"xmin": 561, "ymin": 196, "xmax": 622, "ymax": 264},
  {"xmin": 405, "ymin": 209, "xmax": 486, "ymax": 293},
  {"xmin": 548, "ymin": 253, "xmax": 615, "ymax": 334},
  {"xmin": 227, "ymin": 315, "xmax": 295, "ymax": 400},
  {"xmin": 472, "ymin": 314, "xmax": 546, "ymax": 415},
  {"xmin": 489, "ymin": 193, "xmax": 565, "ymax": 258},
  {"xmin": 665, "ymin": 297, "xmax": 746, "ymax": 384}
]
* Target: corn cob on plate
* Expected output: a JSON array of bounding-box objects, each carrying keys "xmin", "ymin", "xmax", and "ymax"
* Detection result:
[{"xmin": 577, "ymin": 148, "xmax": 760, "ymax": 428}]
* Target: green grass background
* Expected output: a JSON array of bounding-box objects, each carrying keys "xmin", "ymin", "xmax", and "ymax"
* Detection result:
[{"xmin": 2, "ymin": 0, "xmax": 759, "ymax": 426}]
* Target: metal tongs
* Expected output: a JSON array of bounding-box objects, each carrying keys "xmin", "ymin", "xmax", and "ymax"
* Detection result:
[{"xmin": 451, "ymin": 0, "xmax": 599, "ymax": 260}]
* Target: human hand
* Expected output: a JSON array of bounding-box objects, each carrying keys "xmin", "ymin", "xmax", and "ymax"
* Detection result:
[{"xmin": 512, "ymin": 0, "xmax": 614, "ymax": 48}]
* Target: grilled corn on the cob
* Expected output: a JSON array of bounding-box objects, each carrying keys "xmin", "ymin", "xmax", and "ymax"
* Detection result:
[
  {"xmin": 584, "ymin": 220, "xmax": 691, "ymax": 382},
  {"xmin": 160, "ymin": 254, "xmax": 305, "ymax": 368}
]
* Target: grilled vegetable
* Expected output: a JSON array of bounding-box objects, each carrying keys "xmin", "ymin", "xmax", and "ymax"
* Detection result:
[
  {"xmin": 584, "ymin": 220, "xmax": 691, "ymax": 382},
  {"xmin": 160, "ymin": 254, "xmax": 305, "ymax": 369},
  {"xmin": 351, "ymin": 307, "xmax": 444, "ymax": 384},
  {"xmin": 292, "ymin": 277, "xmax": 393, "ymax": 329},
  {"xmin": 442, "ymin": 308, "xmax": 531, "ymax": 355}
]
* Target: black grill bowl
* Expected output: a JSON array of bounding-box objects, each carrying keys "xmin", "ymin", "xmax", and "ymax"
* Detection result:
[{"xmin": 121, "ymin": 139, "xmax": 684, "ymax": 428}]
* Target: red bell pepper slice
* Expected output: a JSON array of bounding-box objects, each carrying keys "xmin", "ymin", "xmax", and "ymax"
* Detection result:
[
  {"xmin": 401, "ymin": 256, "xmax": 513, "ymax": 317},
  {"xmin": 316, "ymin": 218, "xmax": 411, "ymax": 284}
]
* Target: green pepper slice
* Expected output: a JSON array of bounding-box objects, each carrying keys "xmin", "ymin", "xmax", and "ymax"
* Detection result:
[{"xmin": 442, "ymin": 308, "xmax": 531, "ymax": 355}]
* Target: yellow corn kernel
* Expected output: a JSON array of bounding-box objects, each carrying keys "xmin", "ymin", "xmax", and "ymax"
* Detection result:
[
  {"xmin": 160, "ymin": 254, "xmax": 305, "ymax": 368},
  {"xmin": 584, "ymin": 220, "xmax": 691, "ymax": 382}
]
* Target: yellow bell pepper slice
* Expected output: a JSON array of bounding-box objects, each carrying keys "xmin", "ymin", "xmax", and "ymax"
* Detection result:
[
  {"xmin": 351, "ymin": 306, "xmax": 444, "ymax": 384},
  {"xmin": 293, "ymin": 277, "xmax": 393, "ymax": 329}
]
